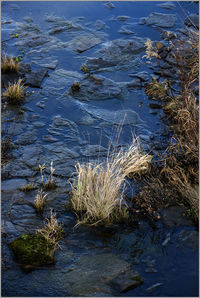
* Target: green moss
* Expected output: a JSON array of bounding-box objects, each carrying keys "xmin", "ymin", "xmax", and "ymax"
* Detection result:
[{"xmin": 9, "ymin": 233, "xmax": 55, "ymax": 266}]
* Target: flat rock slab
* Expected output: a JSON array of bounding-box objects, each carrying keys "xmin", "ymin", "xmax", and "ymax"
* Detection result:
[
  {"xmin": 156, "ymin": 2, "xmax": 175, "ymax": 10},
  {"xmin": 145, "ymin": 12, "xmax": 176, "ymax": 28},
  {"xmin": 184, "ymin": 13, "xmax": 199, "ymax": 28},
  {"xmin": 25, "ymin": 68, "xmax": 48, "ymax": 88},
  {"xmin": 2, "ymin": 160, "xmax": 35, "ymax": 178},
  {"xmin": 20, "ymin": 144, "xmax": 42, "ymax": 166},
  {"xmin": 80, "ymin": 144, "xmax": 107, "ymax": 157},
  {"xmin": 2, "ymin": 178, "xmax": 27, "ymax": 191},
  {"xmin": 67, "ymin": 33, "xmax": 102, "ymax": 53},
  {"xmin": 15, "ymin": 131, "xmax": 37, "ymax": 145},
  {"xmin": 80, "ymin": 104, "xmax": 145, "ymax": 126},
  {"xmin": 68, "ymin": 75, "xmax": 126, "ymax": 101}
]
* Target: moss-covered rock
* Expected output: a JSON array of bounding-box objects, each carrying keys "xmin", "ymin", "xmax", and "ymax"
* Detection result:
[{"xmin": 9, "ymin": 233, "xmax": 55, "ymax": 267}]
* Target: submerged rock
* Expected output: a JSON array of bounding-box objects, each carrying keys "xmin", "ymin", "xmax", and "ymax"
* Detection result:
[
  {"xmin": 145, "ymin": 12, "xmax": 176, "ymax": 28},
  {"xmin": 80, "ymin": 104, "xmax": 145, "ymax": 126},
  {"xmin": 10, "ymin": 234, "xmax": 55, "ymax": 267},
  {"xmin": 146, "ymin": 283, "xmax": 163, "ymax": 293},
  {"xmin": 80, "ymin": 144, "xmax": 107, "ymax": 157},
  {"xmin": 67, "ymin": 33, "xmax": 103, "ymax": 53},
  {"xmin": 178, "ymin": 230, "xmax": 199, "ymax": 249}
]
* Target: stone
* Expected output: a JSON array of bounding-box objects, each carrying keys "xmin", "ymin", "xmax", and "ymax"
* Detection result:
[
  {"xmin": 32, "ymin": 57, "xmax": 58, "ymax": 70},
  {"xmin": 21, "ymin": 144, "xmax": 42, "ymax": 166},
  {"xmin": 80, "ymin": 145, "xmax": 107, "ymax": 157},
  {"xmin": 15, "ymin": 131, "xmax": 37, "ymax": 145},
  {"xmin": 33, "ymin": 121, "xmax": 46, "ymax": 128},
  {"xmin": 104, "ymin": 2, "xmax": 115, "ymax": 9},
  {"xmin": 119, "ymin": 24, "xmax": 135, "ymax": 35},
  {"xmin": 117, "ymin": 16, "xmax": 130, "ymax": 22},
  {"xmin": 1, "ymin": 178, "xmax": 27, "ymax": 191},
  {"xmin": 68, "ymin": 75, "xmax": 126, "ymax": 101},
  {"xmin": 2, "ymin": 160, "xmax": 35, "ymax": 178},
  {"xmin": 129, "ymin": 71, "xmax": 149, "ymax": 82},
  {"xmin": 42, "ymin": 135, "xmax": 59, "ymax": 142},
  {"xmin": 53, "ymin": 115, "xmax": 78, "ymax": 129},
  {"xmin": 80, "ymin": 104, "xmax": 145, "ymax": 126},
  {"xmin": 9, "ymin": 234, "xmax": 55, "ymax": 267},
  {"xmin": 184, "ymin": 14, "xmax": 199, "ymax": 28},
  {"xmin": 95, "ymin": 20, "xmax": 106, "ymax": 30},
  {"xmin": 145, "ymin": 12, "xmax": 176, "ymax": 28},
  {"xmin": 36, "ymin": 101, "xmax": 45, "ymax": 109},
  {"xmin": 112, "ymin": 271, "xmax": 143, "ymax": 293},
  {"xmin": 67, "ymin": 33, "xmax": 102, "ymax": 53},
  {"xmin": 156, "ymin": 2, "xmax": 175, "ymax": 10},
  {"xmin": 44, "ymin": 143, "xmax": 79, "ymax": 158},
  {"xmin": 25, "ymin": 69, "xmax": 48, "ymax": 88}
]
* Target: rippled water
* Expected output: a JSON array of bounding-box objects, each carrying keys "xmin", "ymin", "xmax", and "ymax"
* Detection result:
[{"xmin": 1, "ymin": 1, "xmax": 199, "ymax": 297}]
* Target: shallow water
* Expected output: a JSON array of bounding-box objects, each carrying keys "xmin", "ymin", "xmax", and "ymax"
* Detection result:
[{"xmin": 1, "ymin": 1, "xmax": 199, "ymax": 297}]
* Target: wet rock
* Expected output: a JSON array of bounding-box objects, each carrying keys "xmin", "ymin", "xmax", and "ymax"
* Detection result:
[
  {"xmin": 104, "ymin": 2, "xmax": 115, "ymax": 9},
  {"xmin": 2, "ymin": 160, "xmax": 35, "ymax": 178},
  {"xmin": 53, "ymin": 115, "xmax": 78, "ymax": 129},
  {"xmin": 7, "ymin": 122, "xmax": 25, "ymax": 136},
  {"xmin": 1, "ymin": 178, "xmax": 27, "ymax": 191},
  {"xmin": 184, "ymin": 13, "xmax": 199, "ymax": 28},
  {"xmin": 161, "ymin": 206, "xmax": 193, "ymax": 227},
  {"xmin": 25, "ymin": 68, "xmax": 48, "ymax": 88},
  {"xmin": 146, "ymin": 283, "xmax": 163, "ymax": 293},
  {"xmin": 161, "ymin": 30, "xmax": 177, "ymax": 40},
  {"xmin": 85, "ymin": 38, "xmax": 145, "ymax": 72},
  {"xmin": 15, "ymin": 34, "xmax": 52, "ymax": 49},
  {"xmin": 129, "ymin": 71, "xmax": 149, "ymax": 82},
  {"xmin": 68, "ymin": 75, "xmax": 126, "ymax": 101},
  {"xmin": 67, "ymin": 33, "xmax": 102, "ymax": 53},
  {"xmin": 126, "ymin": 78, "xmax": 141, "ymax": 89},
  {"xmin": 44, "ymin": 142, "xmax": 79, "ymax": 158},
  {"xmin": 33, "ymin": 121, "xmax": 46, "ymax": 128},
  {"xmin": 80, "ymin": 144, "xmax": 107, "ymax": 157},
  {"xmin": 145, "ymin": 267, "xmax": 158, "ymax": 273},
  {"xmin": 23, "ymin": 16, "xmax": 33, "ymax": 23},
  {"xmin": 20, "ymin": 144, "xmax": 42, "ymax": 166},
  {"xmin": 81, "ymin": 104, "xmax": 145, "ymax": 126},
  {"xmin": 119, "ymin": 23, "xmax": 135, "ymax": 35},
  {"xmin": 36, "ymin": 101, "xmax": 45, "ymax": 109},
  {"xmin": 117, "ymin": 15, "xmax": 130, "ymax": 22},
  {"xmin": 15, "ymin": 131, "xmax": 37, "ymax": 145},
  {"xmin": 95, "ymin": 20, "xmax": 106, "ymax": 30},
  {"xmin": 1, "ymin": 72, "xmax": 22, "ymax": 88},
  {"xmin": 10, "ymin": 234, "xmax": 55, "ymax": 267},
  {"xmin": 138, "ymin": 134, "xmax": 151, "ymax": 142},
  {"xmin": 32, "ymin": 57, "xmax": 58, "ymax": 70},
  {"xmin": 156, "ymin": 2, "xmax": 175, "ymax": 10},
  {"xmin": 145, "ymin": 12, "xmax": 176, "ymax": 28},
  {"xmin": 42, "ymin": 135, "xmax": 59, "ymax": 142},
  {"xmin": 112, "ymin": 271, "xmax": 143, "ymax": 293},
  {"xmin": 178, "ymin": 230, "xmax": 199, "ymax": 249}
]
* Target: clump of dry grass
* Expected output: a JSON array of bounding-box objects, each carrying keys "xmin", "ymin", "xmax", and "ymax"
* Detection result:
[
  {"xmin": 19, "ymin": 183, "xmax": 37, "ymax": 192},
  {"xmin": 34, "ymin": 189, "xmax": 47, "ymax": 213},
  {"xmin": 1, "ymin": 55, "xmax": 20, "ymax": 73},
  {"xmin": 144, "ymin": 78, "xmax": 169, "ymax": 100},
  {"xmin": 36, "ymin": 210, "xmax": 64, "ymax": 250},
  {"xmin": 1, "ymin": 137, "xmax": 11, "ymax": 165},
  {"xmin": 2, "ymin": 79, "xmax": 27, "ymax": 103},
  {"xmin": 39, "ymin": 161, "xmax": 56, "ymax": 190},
  {"xmin": 71, "ymin": 140, "xmax": 152, "ymax": 226}
]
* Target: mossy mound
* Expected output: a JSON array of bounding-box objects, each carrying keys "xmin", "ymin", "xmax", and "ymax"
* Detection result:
[{"xmin": 9, "ymin": 233, "xmax": 55, "ymax": 267}]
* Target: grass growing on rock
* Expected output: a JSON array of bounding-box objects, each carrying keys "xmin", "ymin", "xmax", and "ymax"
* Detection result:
[
  {"xmin": 2, "ymin": 79, "xmax": 27, "ymax": 104},
  {"xmin": 71, "ymin": 140, "xmax": 152, "ymax": 226},
  {"xmin": 34, "ymin": 189, "xmax": 47, "ymax": 214},
  {"xmin": 19, "ymin": 183, "xmax": 37, "ymax": 192},
  {"xmin": 1, "ymin": 55, "xmax": 20, "ymax": 73},
  {"xmin": 36, "ymin": 209, "xmax": 64, "ymax": 250}
]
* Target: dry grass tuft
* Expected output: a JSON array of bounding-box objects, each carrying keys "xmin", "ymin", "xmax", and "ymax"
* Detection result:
[
  {"xmin": 1, "ymin": 55, "xmax": 20, "ymax": 73},
  {"xmin": 1, "ymin": 137, "xmax": 11, "ymax": 165},
  {"xmin": 145, "ymin": 78, "xmax": 169, "ymax": 100},
  {"xmin": 19, "ymin": 183, "xmax": 37, "ymax": 192},
  {"xmin": 34, "ymin": 189, "xmax": 47, "ymax": 213},
  {"xmin": 71, "ymin": 140, "xmax": 152, "ymax": 226},
  {"xmin": 2, "ymin": 79, "xmax": 27, "ymax": 103},
  {"xmin": 36, "ymin": 210, "xmax": 64, "ymax": 249}
]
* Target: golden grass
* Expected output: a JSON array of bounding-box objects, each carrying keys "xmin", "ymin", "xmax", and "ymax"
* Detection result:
[
  {"xmin": 2, "ymin": 79, "xmax": 27, "ymax": 103},
  {"xmin": 1, "ymin": 55, "xmax": 20, "ymax": 73},
  {"xmin": 36, "ymin": 210, "xmax": 64, "ymax": 250},
  {"xmin": 1, "ymin": 137, "xmax": 11, "ymax": 165},
  {"xmin": 39, "ymin": 161, "xmax": 57, "ymax": 190},
  {"xmin": 71, "ymin": 140, "xmax": 152, "ymax": 226},
  {"xmin": 34, "ymin": 189, "xmax": 47, "ymax": 213},
  {"xmin": 19, "ymin": 183, "xmax": 37, "ymax": 192}
]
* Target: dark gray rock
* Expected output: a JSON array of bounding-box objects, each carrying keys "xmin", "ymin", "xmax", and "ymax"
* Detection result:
[
  {"xmin": 145, "ymin": 12, "xmax": 176, "ymax": 28},
  {"xmin": 1, "ymin": 178, "xmax": 27, "ymax": 191},
  {"xmin": 104, "ymin": 2, "xmax": 115, "ymax": 9},
  {"xmin": 42, "ymin": 135, "xmax": 59, "ymax": 142},
  {"xmin": 15, "ymin": 131, "xmax": 37, "ymax": 145},
  {"xmin": 67, "ymin": 33, "xmax": 103, "ymax": 53},
  {"xmin": 161, "ymin": 206, "xmax": 193, "ymax": 227},
  {"xmin": 119, "ymin": 23, "xmax": 135, "ymax": 35},
  {"xmin": 25, "ymin": 68, "xmax": 48, "ymax": 88},
  {"xmin": 36, "ymin": 101, "xmax": 45, "ymax": 109},
  {"xmin": 32, "ymin": 57, "xmax": 58, "ymax": 70},
  {"xmin": 80, "ymin": 145, "xmax": 107, "ymax": 157},
  {"xmin": 95, "ymin": 20, "xmax": 106, "ymax": 30},
  {"xmin": 20, "ymin": 144, "xmax": 42, "ymax": 166},
  {"xmin": 117, "ymin": 15, "xmax": 130, "ymax": 22},
  {"xmin": 129, "ymin": 71, "xmax": 149, "ymax": 82},
  {"xmin": 2, "ymin": 161, "xmax": 35, "ymax": 178}
]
